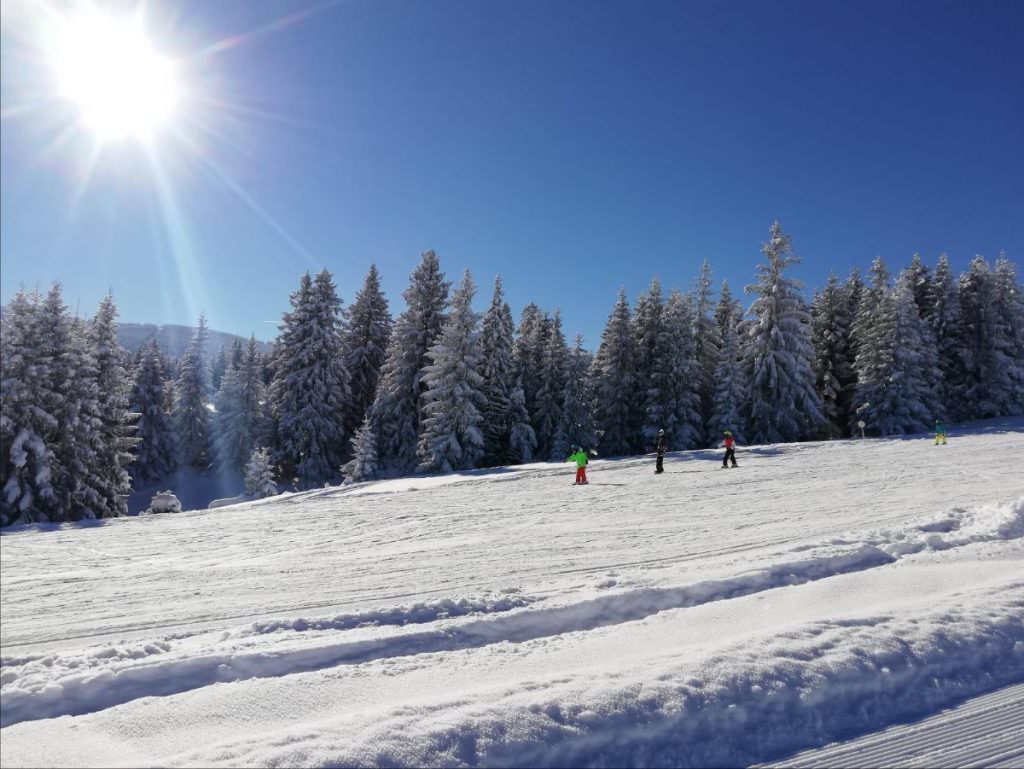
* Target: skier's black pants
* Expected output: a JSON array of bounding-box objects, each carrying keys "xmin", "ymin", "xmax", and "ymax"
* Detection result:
[
  {"xmin": 723, "ymin": 448, "xmax": 737, "ymax": 467},
  {"xmin": 656, "ymin": 453, "xmax": 664, "ymax": 473}
]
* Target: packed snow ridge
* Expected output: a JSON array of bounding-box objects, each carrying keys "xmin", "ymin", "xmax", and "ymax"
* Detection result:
[{"xmin": 2, "ymin": 422, "xmax": 1023, "ymax": 767}]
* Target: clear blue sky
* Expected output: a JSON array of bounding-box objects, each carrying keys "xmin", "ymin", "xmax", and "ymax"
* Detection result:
[{"xmin": 2, "ymin": 0, "xmax": 1022, "ymax": 349}]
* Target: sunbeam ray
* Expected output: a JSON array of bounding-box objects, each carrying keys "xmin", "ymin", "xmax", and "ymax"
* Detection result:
[
  {"xmin": 144, "ymin": 145, "xmax": 210, "ymax": 328},
  {"xmin": 172, "ymin": 125, "xmax": 320, "ymax": 269},
  {"xmin": 192, "ymin": 0, "xmax": 343, "ymax": 61}
]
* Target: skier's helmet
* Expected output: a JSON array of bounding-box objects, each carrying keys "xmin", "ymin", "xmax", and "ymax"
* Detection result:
[
  {"xmin": 658, "ymin": 429, "xmax": 665, "ymax": 435},
  {"xmin": 724, "ymin": 430, "xmax": 732, "ymax": 436}
]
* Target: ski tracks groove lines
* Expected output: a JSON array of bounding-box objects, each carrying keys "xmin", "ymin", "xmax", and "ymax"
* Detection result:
[{"xmin": 3, "ymin": 500, "xmax": 1021, "ymax": 728}]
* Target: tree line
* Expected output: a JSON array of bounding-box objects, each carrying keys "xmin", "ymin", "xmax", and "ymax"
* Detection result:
[{"xmin": 2, "ymin": 222, "xmax": 1022, "ymax": 526}]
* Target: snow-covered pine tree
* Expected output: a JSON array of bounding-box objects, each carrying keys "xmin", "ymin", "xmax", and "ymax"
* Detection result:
[
  {"xmin": 811, "ymin": 273, "xmax": 855, "ymax": 437},
  {"xmin": 1, "ymin": 290, "xmax": 57, "ymax": 525},
  {"xmin": 713, "ymin": 280, "xmax": 745, "ymax": 339},
  {"xmin": 478, "ymin": 276, "xmax": 516, "ymax": 466},
  {"xmin": 708, "ymin": 287, "xmax": 747, "ymax": 444},
  {"xmin": 840, "ymin": 267, "xmax": 866, "ymax": 423},
  {"xmin": 41, "ymin": 285, "xmax": 109, "ymax": 520},
  {"xmin": 214, "ymin": 337, "xmax": 265, "ymax": 475},
  {"xmin": 905, "ymin": 253, "xmax": 936, "ymax": 322},
  {"xmin": 367, "ymin": 250, "xmax": 450, "ymax": 477},
  {"xmin": 513, "ymin": 303, "xmax": 547, "ymax": 434},
  {"xmin": 507, "ymin": 381, "xmax": 537, "ymax": 464},
  {"xmin": 417, "ymin": 270, "xmax": 486, "ymax": 473},
  {"xmin": 889, "ymin": 269, "xmax": 941, "ymax": 432},
  {"xmin": 229, "ymin": 338, "xmax": 244, "ymax": 369},
  {"xmin": 173, "ymin": 314, "xmax": 212, "ymax": 471},
  {"xmin": 959, "ymin": 255, "xmax": 1023, "ymax": 418},
  {"xmin": 342, "ymin": 416, "xmax": 378, "ymax": 483},
  {"xmin": 90, "ymin": 294, "xmax": 136, "ymax": 516},
  {"xmin": 535, "ymin": 311, "xmax": 568, "ymax": 459},
  {"xmin": 662, "ymin": 288, "xmax": 704, "ymax": 449},
  {"xmin": 210, "ymin": 345, "xmax": 228, "ymax": 392},
  {"xmin": 850, "ymin": 257, "xmax": 895, "ymax": 433},
  {"xmin": 271, "ymin": 270, "xmax": 351, "ymax": 487},
  {"xmin": 743, "ymin": 222, "xmax": 824, "ymax": 444},
  {"xmin": 591, "ymin": 288, "xmax": 639, "ymax": 457},
  {"xmin": 342, "ymin": 264, "xmax": 392, "ymax": 437},
  {"xmin": 553, "ymin": 334, "xmax": 596, "ymax": 459},
  {"xmin": 129, "ymin": 340, "xmax": 176, "ymax": 481},
  {"xmin": 931, "ymin": 253, "xmax": 969, "ymax": 420},
  {"xmin": 993, "ymin": 254, "xmax": 1024, "ymax": 414},
  {"xmin": 634, "ymin": 277, "xmax": 666, "ymax": 450},
  {"xmin": 243, "ymin": 447, "xmax": 278, "ymax": 498},
  {"xmin": 850, "ymin": 258, "xmax": 937, "ymax": 434},
  {"xmin": 692, "ymin": 260, "xmax": 721, "ymax": 445}
]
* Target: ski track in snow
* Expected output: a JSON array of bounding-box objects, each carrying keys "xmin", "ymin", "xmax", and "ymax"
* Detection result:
[{"xmin": 2, "ymin": 420, "xmax": 1024, "ymax": 767}]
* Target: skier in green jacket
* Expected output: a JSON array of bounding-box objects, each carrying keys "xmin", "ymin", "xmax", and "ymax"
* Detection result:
[{"xmin": 567, "ymin": 446, "xmax": 589, "ymax": 485}]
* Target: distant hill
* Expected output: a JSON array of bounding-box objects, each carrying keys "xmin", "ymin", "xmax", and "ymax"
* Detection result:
[{"xmin": 117, "ymin": 323, "xmax": 274, "ymax": 358}]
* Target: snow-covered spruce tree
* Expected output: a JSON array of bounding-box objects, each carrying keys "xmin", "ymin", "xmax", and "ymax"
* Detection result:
[
  {"xmin": 129, "ymin": 340, "xmax": 176, "ymax": 481},
  {"xmin": 692, "ymin": 260, "xmax": 721, "ymax": 445},
  {"xmin": 342, "ymin": 264, "xmax": 392, "ymax": 437},
  {"xmin": 478, "ymin": 276, "xmax": 516, "ymax": 466},
  {"xmin": 905, "ymin": 253, "xmax": 936, "ymax": 322},
  {"xmin": 42, "ymin": 285, "xmax": 111, "ymax": 520},
  {"xmin": 743, "ymin": 222, "xmax": 824, "ymax": 444},
  {"xmin": 931, "ymin": 253, "xmax": 970, "ymax": 420},
  {"xmin": 173, "ymin": 314, "xmax": 212, "ymax": 471},
  {"xmin": 513, "ymin": 303, "xmax": 547, "ymax": 433},
  {"xmin": 713, "ymin": 280, "xmax": 745, "ymax": 341},
  {"xmin": 647, "ymin": 284, "xmax": 704, "ymax": 450},
  {"xmin": 662, "ymin": 288, "xmax": 704, "ymax": 449},
  {"xmin": 591, "ymin": 288, "xmax": 639, "ymax": 457},
  {"xmin": 210, "ymin": 345, "xmax": 228, "ymax": 393},
  {"xmin": 839, "ymin": 266, "xmax": 866, "ymax": 423},
  {"xmin": 959, "ymin": 255, "xmax": 1023, "ymax": 418},
  {"xmin": 708, "ymin": 285, "xmax": 746, "ymax": 444},
  {"xmin": 811, "ymin": 273, "xmax": 855, "ymax": 437},
  {"xmin": 634, "ymin": 277, "xmax": 665, "ymax": 450},
  {"xmin": 417, "ymin": 270, "xmax": 486, "ymax": 474},
  {"xmin": 553, "ymin": 334, "xmax": 597, "ymax": 458},
  {"xmin": 90, "ymin": 294, "xmax": 136, "ymax": 516},
  {"xmin": 243, "ymin": 447, "xmax": 278, "ymax": 498},
  {"xmin": 366, "ymin": 250, "xmax": 450, "ymax": 477},
  {"xmin": 850, "ymin": 257, "xmax": 895, "ymax": 433},
  {"xmin": 1, "ymin": 290, "xmax": 57, "ymax": 525},
  {"xmin": 342, "ymin": 415, "xmax": 378, "ymax": 483},
  {"xmin": 214, "ymin": 337, "xmax": 265, "ymax": 475},
  {"xmin": 993, "ymin": 254, "xmax": 1024, "ymax": 414},
  {"xmin": 231, "ymin": 338, "xmax": 245, "ymax": 368},
  {"xmin": 535, "ymin": 311, "xmax": 568, "ymax": 459},
  {"xmin": 850, "ymin": 258, "xmax": 938, "ymax": 434},
  {"xmin": 271, "ymin": 270, "xmax": 351, "ymax": 487},
  {"xmin": 507, "ymin": 381, "xmax": 537, "ymax": 463},
  {"xmin": 890, "ymin": 269, "xmax": 941, "ymax": 432}
]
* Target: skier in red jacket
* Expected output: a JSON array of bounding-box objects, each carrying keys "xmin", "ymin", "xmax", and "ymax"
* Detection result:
[{"xmin": 722, "ymin": 431, "xmax": 738, "ymax": 468}]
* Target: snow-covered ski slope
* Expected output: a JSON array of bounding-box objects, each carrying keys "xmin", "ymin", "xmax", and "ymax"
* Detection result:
[{"xmin": 2, "ymin": 420, "xmax": 1023, "ymax": 768}]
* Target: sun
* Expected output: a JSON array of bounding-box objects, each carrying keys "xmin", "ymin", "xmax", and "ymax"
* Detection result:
[{"xmin": 48, "ymin": 9, "xmax": 180, "ymax": 143}]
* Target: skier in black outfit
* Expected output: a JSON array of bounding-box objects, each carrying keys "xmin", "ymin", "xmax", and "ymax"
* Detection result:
[{"xmin": 655, "ymin": 429, "xmax": 667, "ymax": 474}]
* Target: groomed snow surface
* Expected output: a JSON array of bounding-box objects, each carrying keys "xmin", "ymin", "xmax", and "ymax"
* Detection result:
[{"xmin": 2, "ymin": 420, "xmax": 1023, "ymax": 768}]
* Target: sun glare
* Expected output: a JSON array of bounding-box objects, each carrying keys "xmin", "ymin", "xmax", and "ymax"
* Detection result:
[{"xmin": 50, "ymin": 10, "xmax": 179, "ymax": 142}]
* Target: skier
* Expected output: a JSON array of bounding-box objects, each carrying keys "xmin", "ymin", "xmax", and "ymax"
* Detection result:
[
  {"xmin": 934, "ymin": 419, "xmax": 947, "ymax": 445},
  {"xmin": 655, "ymin": 428, "xmax": 667, "ymax": 474},
  {"xmin": 722, "ymin": 430, "xmax": 738, "ymax": 468},
  {"xmin": 567, "ymin": 445, "xmax": 589, "ymax": 485}
]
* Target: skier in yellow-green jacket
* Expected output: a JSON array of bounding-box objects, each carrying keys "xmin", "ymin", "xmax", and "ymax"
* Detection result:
[{"xmin": 567, "ymin": 446, "xmax": 589, "ymax": 485}]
